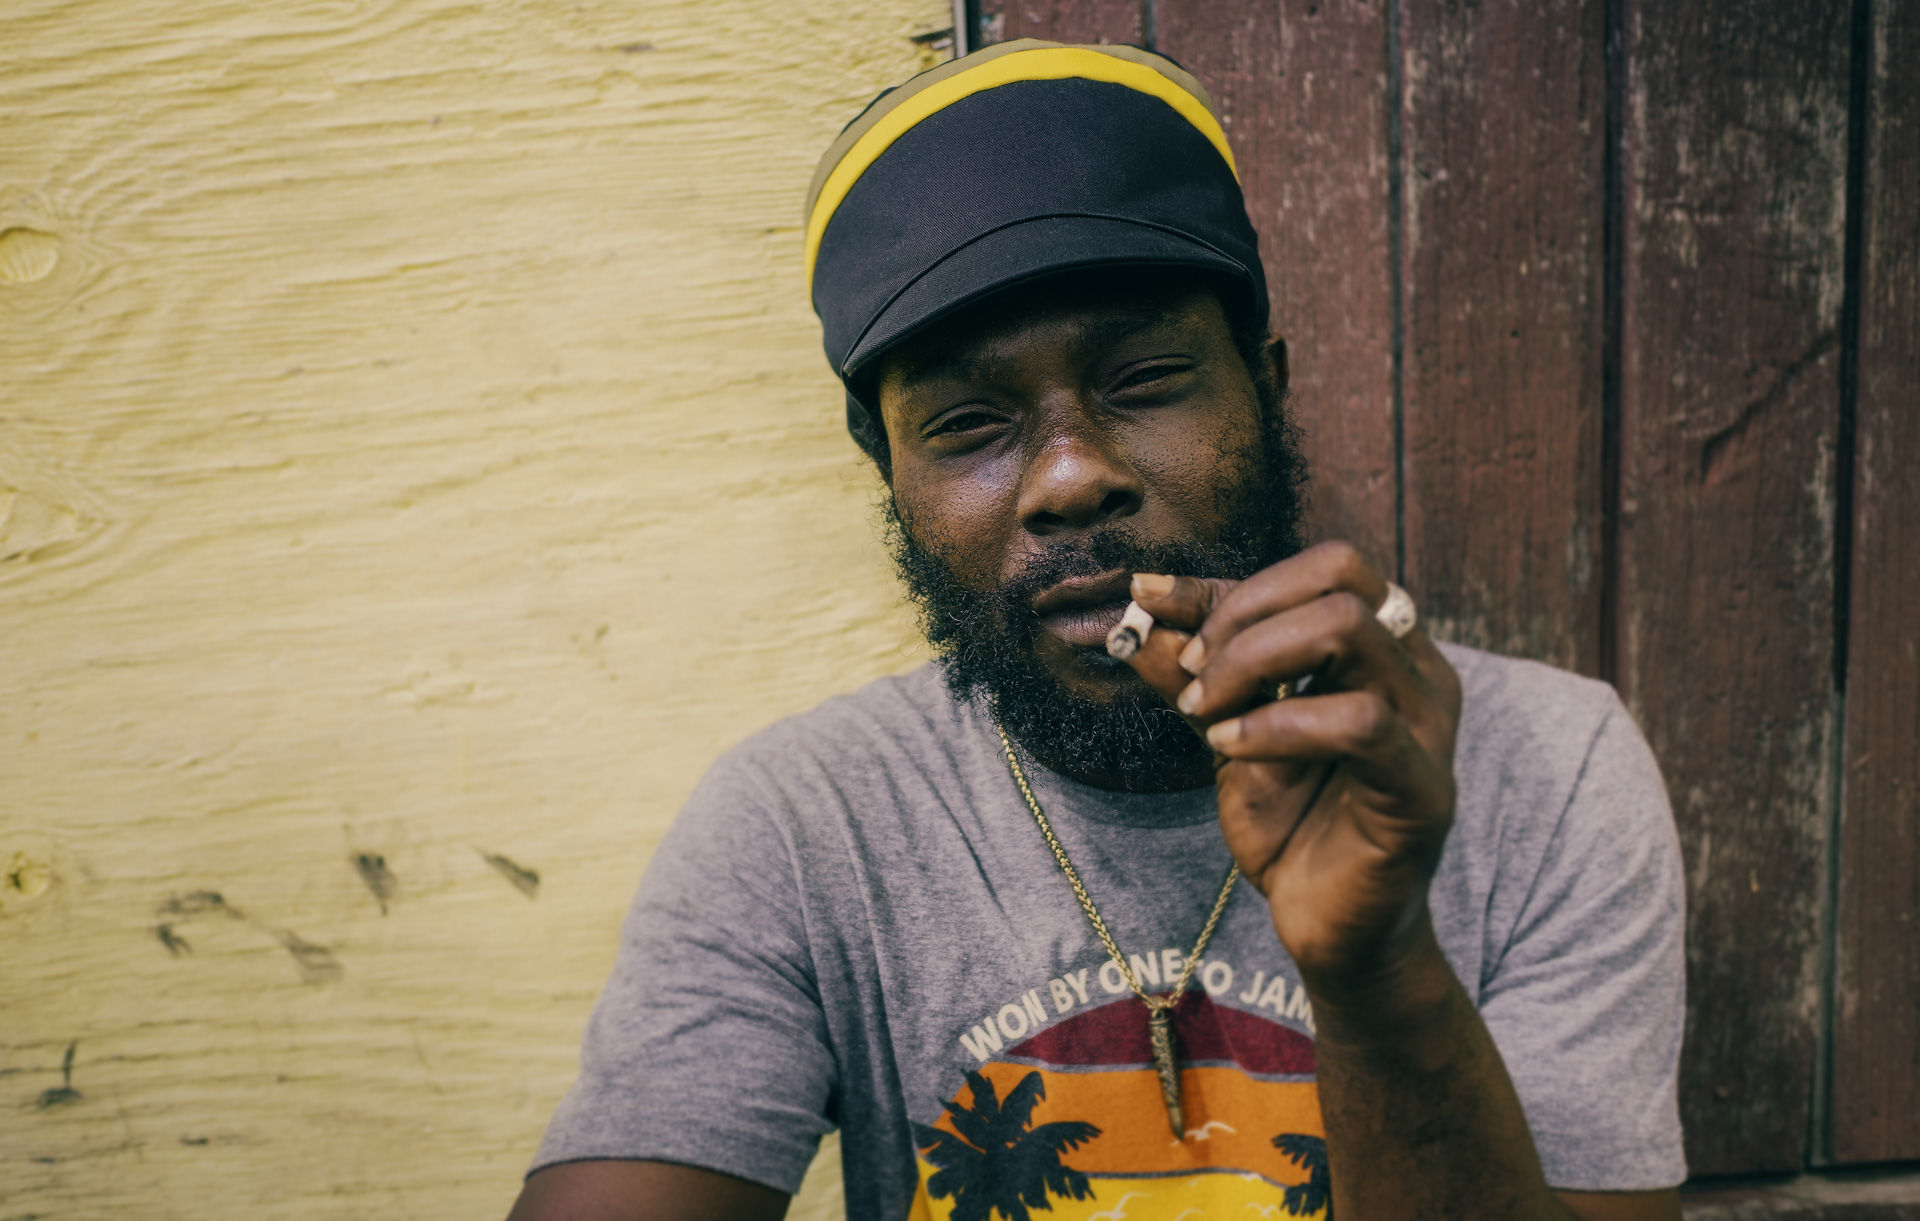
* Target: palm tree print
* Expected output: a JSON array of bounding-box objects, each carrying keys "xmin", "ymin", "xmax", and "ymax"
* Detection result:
[
  {"xmin": 1272, "ymin": 1132, "xmax": 1333, "ymax": 1218},
  {"xmin": 913, "ymin": 1069, "xmax": 1102, "ymax": 1221}
]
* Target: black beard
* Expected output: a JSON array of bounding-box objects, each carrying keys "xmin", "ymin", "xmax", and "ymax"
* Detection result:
[{"xmin": 885, "ymin": 404, "xmax": 1309, "ymax": 793}]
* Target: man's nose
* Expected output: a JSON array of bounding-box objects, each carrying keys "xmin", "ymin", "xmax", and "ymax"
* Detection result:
[{"xmin": 1015, "ymin": 424, "xmax": 1145, "ymax": 536}]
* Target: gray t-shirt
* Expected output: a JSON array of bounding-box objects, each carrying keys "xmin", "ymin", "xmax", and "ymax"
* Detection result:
[{"xmin": 535, "ymin": 643, "xmax": 1686, "ymax": 1213}]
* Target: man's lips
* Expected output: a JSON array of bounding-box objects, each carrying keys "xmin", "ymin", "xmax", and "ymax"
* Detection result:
[{"xmin": 1031, "ymin": 571, "xmax": 1135, "ymax": 649}]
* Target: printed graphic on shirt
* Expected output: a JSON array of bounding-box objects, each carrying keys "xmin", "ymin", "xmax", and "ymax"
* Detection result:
[{"xmin": 910, "ymin": 989, "xmax": 1329, "ymax": 1221}]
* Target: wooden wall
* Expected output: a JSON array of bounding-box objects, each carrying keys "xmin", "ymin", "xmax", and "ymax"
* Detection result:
[
  {"xmin": 0, "ymin": 1, "xmax": 943, "ymax": 1217},
  {"xmin": 976, "ymin": 0, "xmax": 1917, "ymax": 1181},
  {"xmin": 1835, "ymin": 0, "xmax": 1920, "ymax": 1169}
]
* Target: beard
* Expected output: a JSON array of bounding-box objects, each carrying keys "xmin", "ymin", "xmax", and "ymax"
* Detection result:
[{"xmin": 885, "ymin": 398, "xmax": 1310, "ymax": 792}]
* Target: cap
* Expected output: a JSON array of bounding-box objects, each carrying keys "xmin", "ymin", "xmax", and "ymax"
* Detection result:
[{"xmin": 805, "ymin": 40, "xmax": 1267, "ymax": 429}]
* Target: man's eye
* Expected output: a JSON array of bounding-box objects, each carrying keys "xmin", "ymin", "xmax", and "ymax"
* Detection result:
[
  {"xmin": 928, "ymin": 411, "xmax": 997, "ymax": 437},
  {"xmin": 1116, "ymin": 363, "xmax": 1189, "ymax": 391}
]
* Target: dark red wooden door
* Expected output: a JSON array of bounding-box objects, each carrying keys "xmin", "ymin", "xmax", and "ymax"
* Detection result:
[
  {"xmin": 964, "ymin": 0, "xmax": 1919, "ymax": 1179},
  {"xmin": 1620, "ymin": 0, "xmax": 1851, "ymax": 1174},
  {"xmin": 1834, "ymin": 0, "xmax": 1920, "ymax": 1167}
]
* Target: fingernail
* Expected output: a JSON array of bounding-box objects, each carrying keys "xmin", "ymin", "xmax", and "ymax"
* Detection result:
[
  {"xmin": 1132, "ymin": 573, "xmax": 1176, "ymax": 599},
  {"xmin": 1206, "ymin": 719, "xmax": 1242, "ymax": 748},
  {"xmin": 1177, "ymin": 680, "xmax": 1204, "ymax": 715},
  {"xmin": 1178, "ymin": 637, "xmax": 1207, "ymax": 675}
]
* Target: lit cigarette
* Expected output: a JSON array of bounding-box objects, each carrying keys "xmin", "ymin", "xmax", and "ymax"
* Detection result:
[{"xmin": 1106, "ymin": 601, "xmax": 1155, "ymax": 661}]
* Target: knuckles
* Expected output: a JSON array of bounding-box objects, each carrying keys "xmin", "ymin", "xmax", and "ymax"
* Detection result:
[
  {"xmin": 1320, "ymin": 590, "xmax": 1375, "ymax": 644},
  {"xmin": 1340, "ymin": 690, "xmax": 1397, "ymax": 749},
  {"xmin": 1191, "ymin": 575, "xmax": 1238, "ymax": 620},
  {"xmin": 1194, "ymin": 589, "xmax": 1380, "ymax": 716},
  {"xmin": 1303, "ymin": 539, "xmax": 1375, "ymax": 594},
  {"xmin": 1144, "ymin": 574, "xmax": 1232, "ymax": 632}
]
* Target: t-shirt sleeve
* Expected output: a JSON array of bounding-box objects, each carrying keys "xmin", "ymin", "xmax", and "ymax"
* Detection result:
[
  {"xmin": 1476, "ymin": 695, "xmax": 1689, "ymax": 1191},
  {"xmin": 530, "ymin": 750, "xmax": 837, "ymax": 1193}
]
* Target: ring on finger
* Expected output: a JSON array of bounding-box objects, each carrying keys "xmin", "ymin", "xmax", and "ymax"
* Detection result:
[{"xmin": 1376, "ymin": 582, "xmax": 1418, "ymax": 639}]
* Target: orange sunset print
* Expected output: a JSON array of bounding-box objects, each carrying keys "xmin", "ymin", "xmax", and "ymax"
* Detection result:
[{"xmin": 910, "ymin": 992, "xmax": 1331, "ymax": 1220}]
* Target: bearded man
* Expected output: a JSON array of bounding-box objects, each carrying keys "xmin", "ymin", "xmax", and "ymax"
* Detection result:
[{"xmin": 509, "ymin": 40, "xmax": 1687, "ymax": 1221}]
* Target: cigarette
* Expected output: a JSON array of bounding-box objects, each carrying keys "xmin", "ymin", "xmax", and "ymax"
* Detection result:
[{"xmin": 1106, "ymin": 601, "xmax": 1155, "ymax": 661}]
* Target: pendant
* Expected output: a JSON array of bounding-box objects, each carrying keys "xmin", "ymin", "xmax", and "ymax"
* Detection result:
[{"xmin": 1147, "ymin": 1005, "xmax": 1185, "ymax": 1137}]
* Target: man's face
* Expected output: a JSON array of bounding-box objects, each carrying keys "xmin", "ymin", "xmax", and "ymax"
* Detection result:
[{"xmin": 874, "ymin": 270, "xmax": 1308, "ymax": 791}]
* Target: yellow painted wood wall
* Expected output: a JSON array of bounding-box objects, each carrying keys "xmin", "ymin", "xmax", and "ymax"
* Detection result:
[{"xmin": 1, "ymin": 1, "xmax": 945, "ymax": 1215}]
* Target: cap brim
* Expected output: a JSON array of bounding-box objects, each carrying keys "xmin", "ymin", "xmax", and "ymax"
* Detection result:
[{"xmin": 840, "ymin": 215, "xmax": 1256, "ymax": 379}]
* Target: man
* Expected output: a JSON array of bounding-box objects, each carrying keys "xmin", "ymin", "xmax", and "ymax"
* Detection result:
[{"xmin": 510, "ymin": 40, "xmax": 1686, "ymax": 1221}]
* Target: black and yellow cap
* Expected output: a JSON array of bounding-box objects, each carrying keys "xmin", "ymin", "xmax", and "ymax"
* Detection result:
[{"xmin": 806, "ymin": 39, "xmax": 1267, "ymax": 429}]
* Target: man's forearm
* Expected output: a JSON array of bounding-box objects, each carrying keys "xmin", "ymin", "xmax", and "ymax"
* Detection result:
[
  {"xmin": 507, "ymin": 1159, "xmax": 790, "ymax": 1221},
  {"xmin": 1306, "ymin": 916, "xmax": 1575, "ymax": 1221}
]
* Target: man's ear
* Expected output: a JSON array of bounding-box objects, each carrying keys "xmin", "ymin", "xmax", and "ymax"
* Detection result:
[
  {"xmin": 1265, "ymin": 334, "xmax": 1290, "ymax": 397},
  {"xmin": 846, "ymin": 387, "xmax": 895, "ymax": 481}
]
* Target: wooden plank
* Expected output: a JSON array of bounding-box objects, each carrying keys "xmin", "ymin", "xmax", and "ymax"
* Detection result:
[
  {"xmin": 1683, "ymin": 1167, "xmax": 1920, "ymax": 1218},
  {"xmin": 975, "ymin": 0, "xmax": 1144, "ymax": 47},
  {"xmin": 1399, "ymin": 0, "xmax": 1606, "ymax": 674},
  {"xmin": 1833, "ymin": 0, "xmax": 1920, "ymax": 1166},
  {"xmin": 0, "ymin": 0, "xmax": 943, "ymax": 1216},
  {"xmin": 1688, "ymin": 1206, "xmax": 1920, "ymax": 1221},
  {"xmin": 1159, "ymin": 0, "xmax": 1398, "ymax": 569},
  {"xmin": 1617, "ymin": 0, "xmax": 1853, "ymax": 1175}
]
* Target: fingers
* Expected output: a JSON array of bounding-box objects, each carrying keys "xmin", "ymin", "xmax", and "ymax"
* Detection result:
[
  {"xmin": 1167, "ymin": 541, "xmax": 1387, "ymax": 676},
  {"xmin": 1175, "ymin": 591, "xmax": 1429, "ymax": 724},
  {"xmin": 1205, "ymin": 691, "xmax": 1455, "ymax": 821},
  {"xmin": 1128, "ymin": 572, "xmax": 1238, "ymax": 633},
  {"xmin": 1207, "ymin": 688, "xmax": 1394, "ymax": 759},
  {"xmin": 1124, "ymin": 541, "xmax": 1460, "ymax": 770}
]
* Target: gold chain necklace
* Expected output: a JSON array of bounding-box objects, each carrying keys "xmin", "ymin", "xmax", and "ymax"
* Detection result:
[{"xmin": 994, "ymin": 720, "xmax": 1240, "ymax": 1138}]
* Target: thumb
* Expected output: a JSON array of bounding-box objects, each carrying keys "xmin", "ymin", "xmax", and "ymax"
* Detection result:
[{"xmin": 1128, "ymin": 572, "xmax": 1240, "ymax": 633}]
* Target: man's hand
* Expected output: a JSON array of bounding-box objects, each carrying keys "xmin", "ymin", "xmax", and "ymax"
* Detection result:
[
  {"xmin": 1121, "ymin": 541, "xmax": 1677, "ymax": 1221},
  {"xmin": 1122, "ymin": 540, "xmax": 1463, "ymax": 996}
]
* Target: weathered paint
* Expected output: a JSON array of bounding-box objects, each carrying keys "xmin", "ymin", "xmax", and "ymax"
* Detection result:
[
  {"xmin": 1833, "ymin": 0, "xmax": 1920, "ymax": 1166},
  {"xmin": 1399, "ymin": 0, "xmax": 1607, "ymax": 676},
  {"xmin": 978, "ymin": 0, "xmax": 1911, "ymax": 1179},
  {"xmin": 1617, "ymin": 0, "xmax": 1851, "ymax": 1175},
  {"xmin": 1157, "ymin": 0, "xmax": 1400, "ymax": 580},
  {"xmin": 0, "ymin": 0, "xmax": 946, "ymax": 1216}
]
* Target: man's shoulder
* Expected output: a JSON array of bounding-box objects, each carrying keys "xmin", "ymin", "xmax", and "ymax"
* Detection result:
[
  {"xmin": 692, "ymin": 663, "xmax": 978, "ymax": 815},
  {"xmin": 1431, "ymin": 643, "xmax": 1678, "ymax": 1000},
  {"xmin": 1437, "ymin": 640, "xmax": 1671, "ymax": 878},
  {"xmin": 1437, "ymin": 640, "xmax": 1664, "ymax": 865},
  {"xmin": 729, "ymin": 662, "xmax": 959, "ymax": 765},
  {"xmin": 1440, "ymin": 640, "xmax": 1625, "ymax": 769}
]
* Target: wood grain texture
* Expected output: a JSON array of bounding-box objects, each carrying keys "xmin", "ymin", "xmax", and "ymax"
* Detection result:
[
  {"xmin": 1833, "ymin": 0, "xmax": 1920, "ymax": 1166},
  {"xmin": 1617, "ymin": 0, "xmax": 1852, "ymax": 1175},
  {"xmin": 1687, "ymin": 1203, "xmax": 1920, "ymax": 1221},
  {"xmin": 1399, "ymin": 0, "xmax": 1606, "ymax": 673},
  {"xmin": 977, "ymin": 0, "xmax": 1145, "ymax": 47},
  {"xmin": 1683, "ymin": 1167, "xmax": 1920, "ymax": 1220},
  {"xmin": 1159, "ymin": 0, "xmax": 1398, "ymax": 569},
  {"xmin": 0, "ymin": 0, "xmax": 940, "ymax": 1216}
]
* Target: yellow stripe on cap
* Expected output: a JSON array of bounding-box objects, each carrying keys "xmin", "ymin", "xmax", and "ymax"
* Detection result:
[{"xmin": 803, "ymin": 45, "xmax": 1238, "ymax": 290}]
